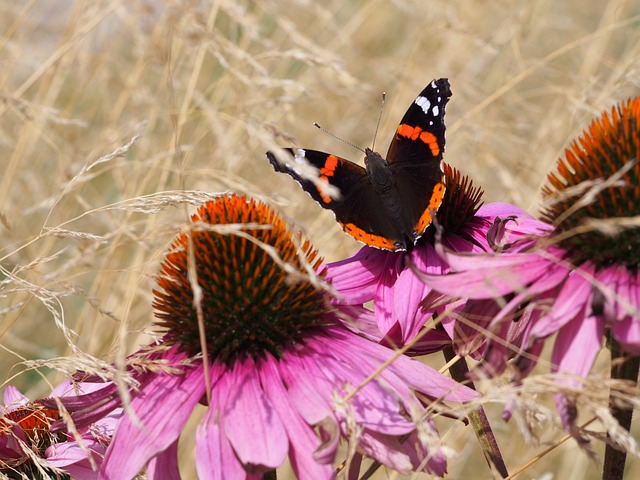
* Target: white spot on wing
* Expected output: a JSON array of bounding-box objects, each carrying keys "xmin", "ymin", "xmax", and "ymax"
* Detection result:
[
  {"xmin": 432, "ymin": 105, "xmax": 439, "ymax": 117},
  {"xmin": 414, "ymin": 96, "xmax": 431, "ymax": 115},
  {"xmin": 288, "ymin": 148, "xmax": 307, "ymax": 172},
  {"xmin": 293, "ymin": 148, "xmax": 306, "ymax": 162}
]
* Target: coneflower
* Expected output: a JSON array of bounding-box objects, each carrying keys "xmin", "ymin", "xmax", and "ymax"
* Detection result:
[
  {"xmin": 52, "ymin": 194, "xmax": 476, "ymax": 479},
  {"xmin": 422, "ymin": 99, "xmax": 640, "ymax": 452}
]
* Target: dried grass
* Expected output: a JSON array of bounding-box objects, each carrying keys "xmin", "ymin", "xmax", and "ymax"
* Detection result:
[{"xmin": 1, "ymin": 0, "xmax": 639, "ymax": 478}]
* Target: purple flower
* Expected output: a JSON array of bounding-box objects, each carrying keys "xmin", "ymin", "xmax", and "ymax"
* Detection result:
[
  {"xmin": 422, "ymin": 98, "xmax": 640, "ymax": 436},
  {"xmin": 56, "ymin": 194, "xmax": 477, "ymax": 479},
  {"xmin": 1, "ymin": 381, "xmax": 119, "ymax": 479}
]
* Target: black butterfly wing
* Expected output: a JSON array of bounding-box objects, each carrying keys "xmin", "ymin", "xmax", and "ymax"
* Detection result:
[
  {"xmin": 267, "ymin": 148, "xmax": 407, "ymax": 250},
  {"xmin": 385, "ymin": 78, "xmax": 451, "ymax": 241}
]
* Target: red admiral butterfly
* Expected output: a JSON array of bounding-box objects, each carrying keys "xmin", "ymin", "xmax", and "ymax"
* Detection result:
[{"xmin": 267, "ymin": 78, "xmax": 451, "ymax": 251}]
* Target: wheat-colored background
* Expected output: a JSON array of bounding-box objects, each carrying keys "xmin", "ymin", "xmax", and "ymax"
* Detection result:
[{"xmin": 1, "ymin": 1, "xmax": 639, "ymax": 478}]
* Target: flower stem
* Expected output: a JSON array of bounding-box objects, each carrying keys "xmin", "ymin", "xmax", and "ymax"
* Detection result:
[
  {"xmin": 443, "ymin": 347, "xmax": 509, "ymax": 478},
  {"xmin": 602, "ymin": 339, "xmax": 640, "ymax": 480}
]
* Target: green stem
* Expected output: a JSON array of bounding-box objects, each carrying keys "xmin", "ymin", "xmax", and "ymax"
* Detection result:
[
  {"xmin": 602, "ymin": 339, "xmax": 640, "ymax": 480},
  {"xmin": 443, "ymin": 347, "xmax": 509, "ymax": 478}
]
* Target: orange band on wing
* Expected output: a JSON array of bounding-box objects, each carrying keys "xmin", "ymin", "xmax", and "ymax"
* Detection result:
[
  {"xmin": 412, "ymin": 181, "xmax": 446, "ymax": 235},
  {"xmin": 319, "ymin": 155, "xmax": 339, "ymax": 178},
  {"xmin": 341, "ymin": 222, "xmax": 404, "ymax": 251},
  {"xmin": 317, "ymin": 177, "xmax": 332, "ymax": 204},
  {"xmin": 316, "ymin": 155, "xmax": 341, "ymax": 204},
  {"xmin": 395, "ymin": 124, "xmax": 440, "ymax": 156}
]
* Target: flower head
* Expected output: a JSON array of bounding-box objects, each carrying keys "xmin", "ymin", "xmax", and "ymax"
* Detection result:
[
  {"xmin": 152, "ymin": 194, "xmax": 328, "ymax": 363},
  {"xmin": 541, "ymin": 97, "xmax": 640, "ymax": 268},
  {"xmin": 55, "ymin": 194, "xmax": 476, "ymax": 479}
]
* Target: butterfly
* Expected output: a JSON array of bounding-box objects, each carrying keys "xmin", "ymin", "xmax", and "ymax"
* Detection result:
[{"xmin": 267, "ymin": 78, "xmax": 451, "ymax": 251}]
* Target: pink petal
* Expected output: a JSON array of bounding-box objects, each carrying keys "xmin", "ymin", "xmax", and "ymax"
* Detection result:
[
  {"xmin": 476, "ymin": 202, "xmax": 530, "ymax": 220},
  {"xmin": 614, "ymin": 317, "xmax": 640, "ymax": 354},
  {"xmin": 338, "ymin": 305, "xmax": 385, "ymax": 342},
  {"xmin": 485, "ymin": 265, "xmax": 570, "ymax": 330},
  {"xmin": 221, "ymin": 358, "xmax": 288, "ymax": 469},
  {"xmin": 552, "ymin": 314, "xmax": 604, "ymax": 380},
  {"xmin": 100, "ymin": 363, "xmax": 206, "ymax": 480},
  {"xmin": 531, "ymin": 267, "xmax": 595, "ymax": 338},
  {"xmin": 425, "ymin": 254, "xmax": 558, "ymax": 299},
  {"xmin": 146, "ymin": 439, "xmax": 181, "ymax": 480},
  {"xmin": 52, "ymin": 380, "xmax": 113, "ymax": 398},
  {"xmin": 3, "ymin": 385, "xmax": 27, "ymax": 408},
  {"xmin": 392, "ymin": 246, "xmax": 446, "ymax": 343},
  {"xmin": 404, "ymin": 324, "xmax": 454, "ymax": 354},
  {"xmin": 452, "ymin": 299, "xmax": 500, "ymax": 356},
  {"xmin": 324, "ymin": 247, "xmax": 401, "ymax": 304},
  {"xmin": 374, "ymin": 276, "xmax": 398, "ymax": 336},
  {"xmin": 349, "ymin": 430, "xmax": 413, "ymax": 473},
  {"xmin": 604, "ymin": 267, "xmax": 640, "ymax": 353},
  {"xmin": 322, "ymin": 356, "xmax": 415, "ymax": 435},
  {"xmin": 45, "ymin": 437, "xmax": 103, "ymax": 464},
  {"xmin": 278, "ymin": 352, "xmax": 335, "ymax": 425},
  {"xmin": 259, "ymin": 357, "xmax": 335, "ymax": 479},
  {"xmin": 55, "ymin": 461, "xmax": 100, "ymax": 480},
  {"xmin": 196, "ymin": 409, "xmax": 249, "ymax": 480},
  {"xmin": 478, "ymin": 203, "xmax": 553, "ymax": 237},
  {"xmin": 404, "ymin": 429, "xmax": 447, "ymax": 475},
  {"xmin": 443, "ymin": 232, "xmax": 488, "ymax": 253},
  {"xmin": 329, "ymin": 330, "xmax": 478, "ymax": 403}
]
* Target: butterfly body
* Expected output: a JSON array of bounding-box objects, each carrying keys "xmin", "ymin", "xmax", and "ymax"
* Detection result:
[{"xmin": 267, "ymin": 78, "xmax": 451, "ymax": 251}]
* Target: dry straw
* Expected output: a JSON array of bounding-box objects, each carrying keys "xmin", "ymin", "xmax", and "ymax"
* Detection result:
[{"xmin": 1, "ymin": 1, "xmax": 639, "ymax": 478}]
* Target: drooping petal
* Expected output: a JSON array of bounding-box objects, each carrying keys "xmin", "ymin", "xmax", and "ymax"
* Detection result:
[
  {"xmin": 613, "ymin": 316, "xmax": 640, "ymax": 354},
  {"xmin": 323, "ymin": 356, "xmax": 416, "ymax": 435},
  {"xmin": 403, "ymin": 429, "xmax": 447, "ymax": 476},
  {"xmin": 196, "ymin": 408, "xmax": 250, "ymax": 480},
  {"xmin": 146, "ymin": 439, "xmax": 181, "ymax": 480},
  {"xmin": 100, "ymin": 363, "xmax": 206, "ymax": 480},
  {"xmin": 424, "ymin": 253, "xmax": 557, "ymax": 299},
  {"xmin": 391, "ymin": 245, "xmax": 447, "ymax": 343},
  {"xmin": 259, "ymin": 356, "xmax": 335, "ymax": 479},
  {"xmin": 221, "ymin": 358, "xmax": 288, "ymax": 469},
  {"xmin": 324, "ymin": 247, "xmax": 402, "ymax": 304},
  {"xmin": 347, "ymin": 430, "xmax": 413, "ymax": 474},
  {"xmin": 531, "ymin": 267, "xmax": 595, "ymax": 338},
  {"xmin": 477, "ymin": 203, "xmax": 553, "ymax": 238},
  {"xmin": 278, "ymin": 351, "xmax": 336, "ymax": 426},
  {"xmin": 328, "ymin": 329, "xmax": 479, "ymax": 403},
  {"xmin": 552, "ymin": 313, "xmax": 604, "ymax": 379},
  {"xmin": 551, "ymin": 313, "xmax": 604, "ymax": 435},
  {"xmin": 2, "ymin": 385, "xmax": 27, "ymax": 408},
  {"xmin": 45, "ymin": 440, "xmax": 105, "ymax": 480},
  {"xmin": 607, "ymin": 267, "xmax": 640, "ymax": 353}
]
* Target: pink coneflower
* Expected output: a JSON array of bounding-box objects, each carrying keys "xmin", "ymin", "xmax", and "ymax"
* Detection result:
[
  {"xmin": 53, "ymin": 194, "xmax": 477, "ymax": 479},
  {"xmin": 423, "ymin": 98, "xmax": 640, "ymax": 437},
  {"xmin": 1, "ymin": 381, "xmax": 119, "ymax": 480},
  {"xmin": 325, "ymin": 163, "xmax": 546, "ymax": 354}
]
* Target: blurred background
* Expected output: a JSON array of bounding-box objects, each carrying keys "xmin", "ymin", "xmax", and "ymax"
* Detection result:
[{"xmin": 1, "ymin": 0, "xmax": 639, "ymax": 478}]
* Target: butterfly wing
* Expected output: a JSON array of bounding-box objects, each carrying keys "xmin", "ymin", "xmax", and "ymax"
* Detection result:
[
  {"xmin": 267, "ymin": 148, "xmax": 407, "ymax": 250},
  {"xmin": 385, "ymin": 78, "xmax": 451, "ymax": 242}
]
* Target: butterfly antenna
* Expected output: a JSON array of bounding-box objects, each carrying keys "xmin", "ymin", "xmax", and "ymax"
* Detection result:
[
  {"xmin": 313, "ymin": 123, "xmax": 366, "ymax": 154},
  {"xmin": 371, "ymin": 91, "xmax": 385, "ymax": 152}
]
